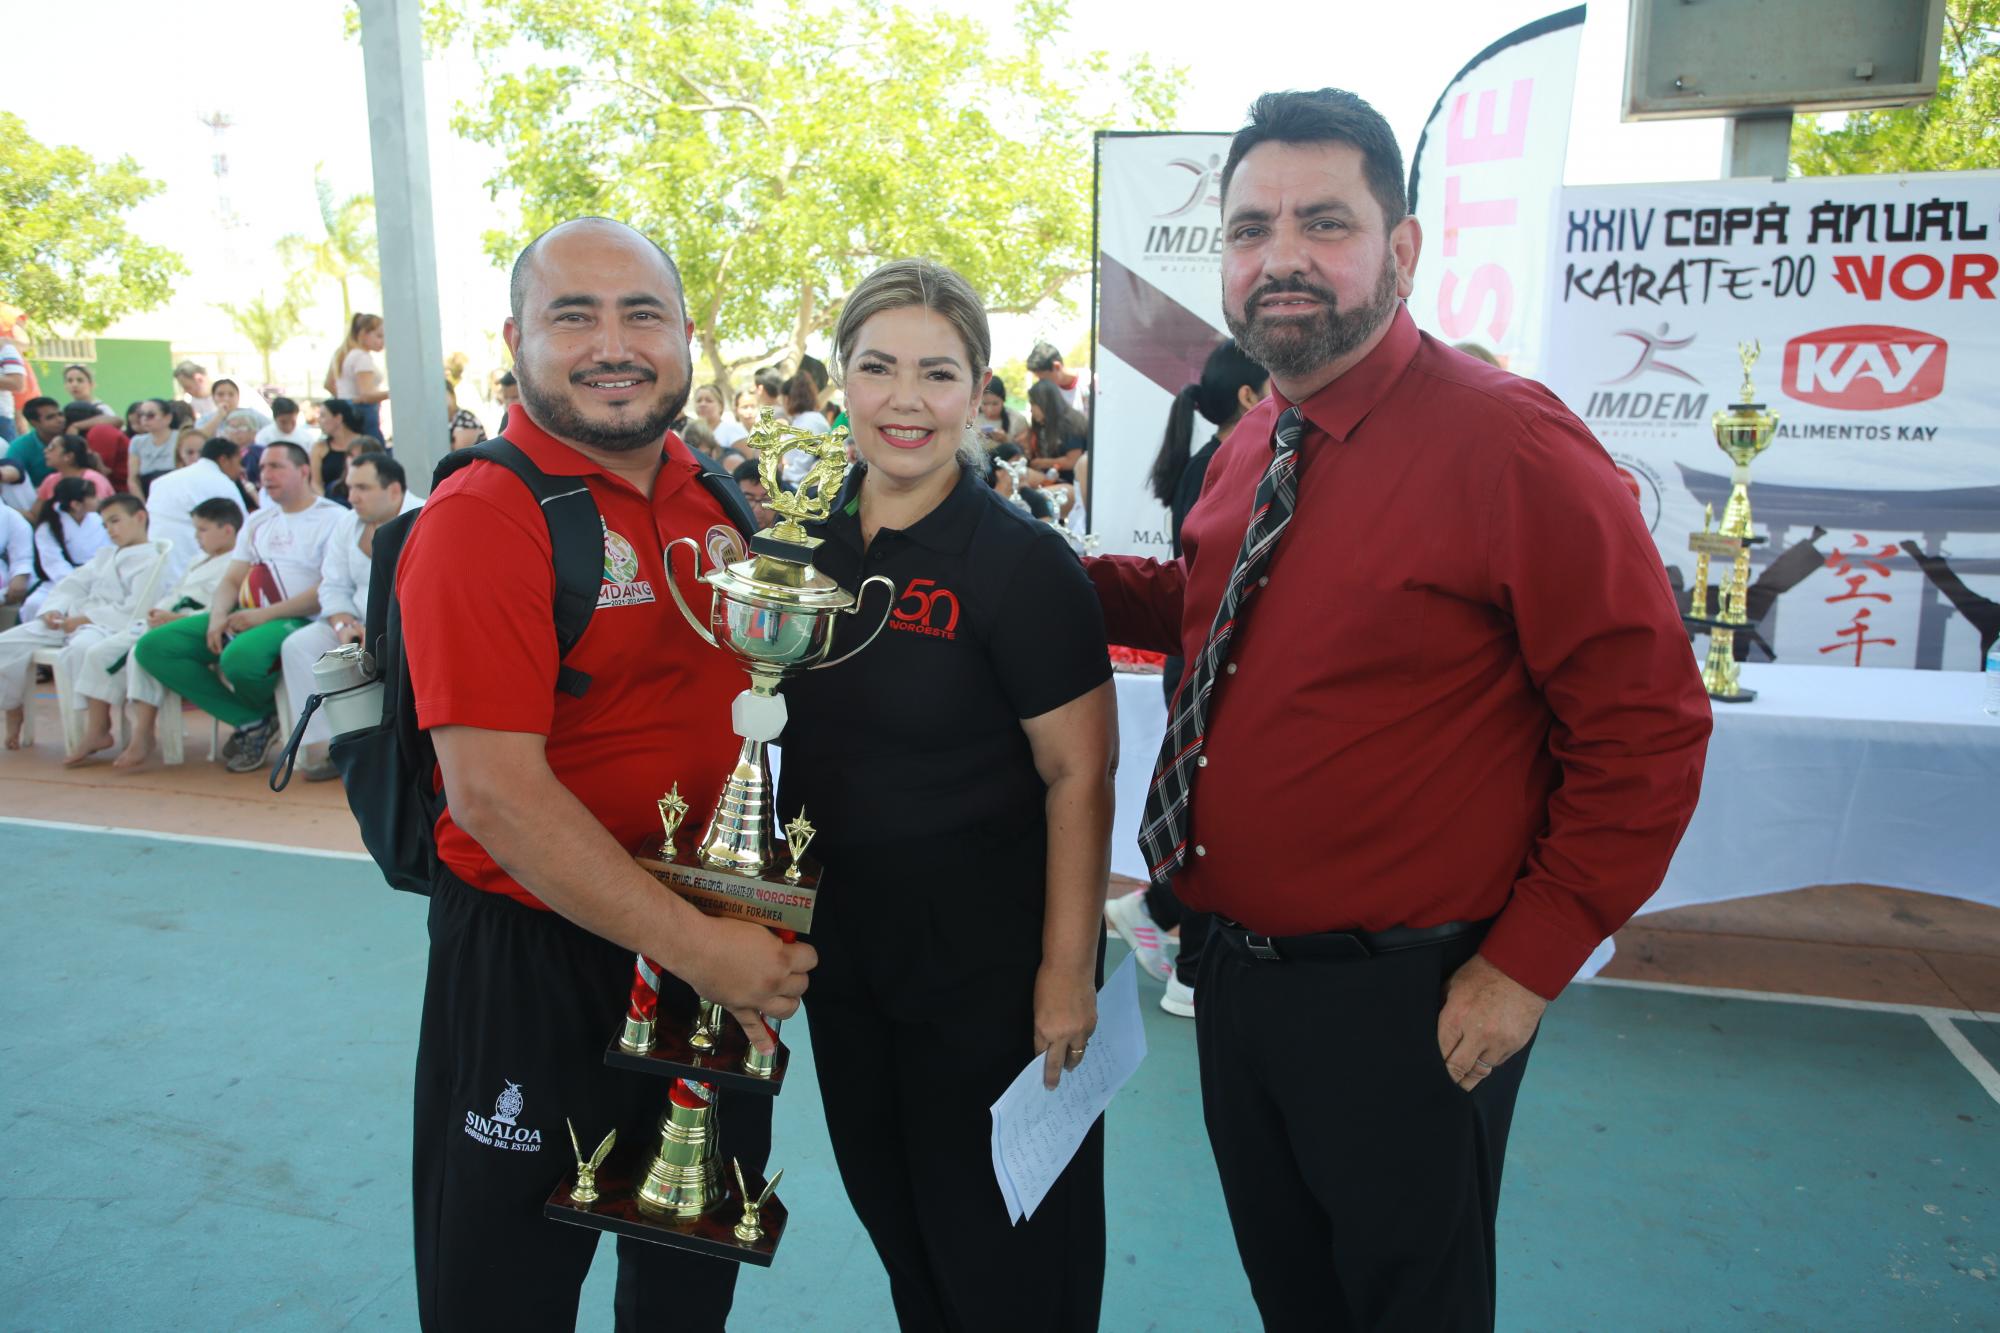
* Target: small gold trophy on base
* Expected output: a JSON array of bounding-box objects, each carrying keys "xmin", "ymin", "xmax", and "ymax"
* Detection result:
[
  {"xmin": 566, "ymin": 1120, "xmax": 616, "ymax": 1206},
  {"xmin": 1686, "ymin": 342, "xmax": 1779, "ymax": 703},
  {"xmin": 732, "ymin": 1159, "xmax": 783, "ymax": 1244}
]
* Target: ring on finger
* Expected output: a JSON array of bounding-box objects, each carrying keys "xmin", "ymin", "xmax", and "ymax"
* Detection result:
[{"xmin": 1472, "ymin": 1057, "xmax": 1494, "ymax": 1072}]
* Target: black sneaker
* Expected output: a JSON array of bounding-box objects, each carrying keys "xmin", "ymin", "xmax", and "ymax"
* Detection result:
[
  {"xmin": 225, "ymin": 719, "xmax": 275, "ymax": 773},
  {"xmin": 221, "ymin": 724, "xmax": 252, "ymax": 761}
]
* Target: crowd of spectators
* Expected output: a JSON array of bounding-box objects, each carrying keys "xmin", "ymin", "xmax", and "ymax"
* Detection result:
[
  {"xmin": 681, "ymin": 337, "xmax": 1097, "ymax": 549},
  {"xmin": 0, "ymin": 327, "xmax": 430, "ymax": 775},
  {"xmin": 0, "ymin": 322, "xmax": 1095, "ymax": 772}
]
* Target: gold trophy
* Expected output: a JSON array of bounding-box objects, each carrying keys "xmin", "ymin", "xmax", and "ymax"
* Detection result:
[
  {"xmin": 645, "ymin": 412, "xmax": 893, "ymax": 938},
  {"xmin": 1686, "ymin": 342, "xmax": 1779, "ymax": 702},
  {"xmin": 545, "ymin": 412, "xmax": 882, "ymax": 1265}
]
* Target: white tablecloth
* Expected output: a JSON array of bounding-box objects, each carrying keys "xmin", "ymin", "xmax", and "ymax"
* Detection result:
[
  {"xmin": 1108, "ymin": 664, "xmax": 2000, "ymax": 915},
  {"xmin": 1111, "ymin": 673, "xmax": 1170, "ymax": 882}
]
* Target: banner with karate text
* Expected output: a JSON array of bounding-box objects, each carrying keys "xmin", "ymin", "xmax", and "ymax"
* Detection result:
[{"xmin": 1541, "ymin": 172, "xmax": 2000, "ymax": 671}]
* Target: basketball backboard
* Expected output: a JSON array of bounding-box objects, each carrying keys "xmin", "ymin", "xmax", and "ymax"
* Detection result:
[{"xmin": 1625, "ymin": 0, "xmax": 1947, "ymax": 120}]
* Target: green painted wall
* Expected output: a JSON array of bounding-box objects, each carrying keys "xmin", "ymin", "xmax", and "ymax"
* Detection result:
[{"xmin": 29, "ymin": 339, "xmax": 175, "ymax": 417}]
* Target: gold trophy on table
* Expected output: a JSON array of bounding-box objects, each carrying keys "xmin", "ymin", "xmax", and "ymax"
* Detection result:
[
  {"xmin": 544, "ymin": 412, "xmax": 892, "ymax": 1264},
  {"xmin": 1685, "ymin": 342, "xmax": 1779, "ymax": 702}
]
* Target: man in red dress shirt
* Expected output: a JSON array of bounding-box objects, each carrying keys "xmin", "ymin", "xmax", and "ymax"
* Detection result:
[{"xmin": 1087, "ymin": 90, "xmax": 1712, "ymax": 1330}]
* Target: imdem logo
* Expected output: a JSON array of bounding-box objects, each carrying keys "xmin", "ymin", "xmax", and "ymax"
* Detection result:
[{"xmin": 1782, "ymin": 324, "xmax": 1946, "ymax": 411}]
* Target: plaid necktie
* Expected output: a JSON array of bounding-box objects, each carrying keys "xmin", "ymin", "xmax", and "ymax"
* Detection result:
[{"xmin": 1138, "ymin": 406, "xmax": 1306, "ymax": 885}]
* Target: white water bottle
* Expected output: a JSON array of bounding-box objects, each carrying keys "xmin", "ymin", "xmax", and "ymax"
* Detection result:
[{"xmin": 1986, "ymin": 640, "xmax": 2000, "ymax": 717}]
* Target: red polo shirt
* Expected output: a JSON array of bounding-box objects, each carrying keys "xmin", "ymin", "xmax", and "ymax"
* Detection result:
[
  {"xmin": 398, "ymin": 407, "xmax": 745, "ymax": 908},
  {"xmin": 1088, "ymin": 307, "xmax": 1712, "ymax": 999}
]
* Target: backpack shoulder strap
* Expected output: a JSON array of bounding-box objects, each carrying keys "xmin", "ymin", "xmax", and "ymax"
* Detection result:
[
  {"xmin": 434, "ymin": 438, "xmax": 601, "ymax": 698},
  {"xmin": 692, "ymin": 450, "xmax": 758, "ymax": 536}
]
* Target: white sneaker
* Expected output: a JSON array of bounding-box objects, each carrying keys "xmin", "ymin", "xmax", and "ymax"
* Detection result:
[
  {"xmin": 1160, "ymin": 974, "xmax": 1196, "ymax": 1018},
  {"xmin": 1104, "ymin": 889, "xmax": 1174, "ymax": 981}
]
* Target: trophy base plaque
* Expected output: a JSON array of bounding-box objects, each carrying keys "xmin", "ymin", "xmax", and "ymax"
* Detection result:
[
  {"xmin": 604, "ymin": 1031, "xmax": 792, "ymax": 1096},
  {"xmin": 636, "ymin": 853, "xmax": 820, "ymax": 936},
  {"xmin": 544, "ymin": 1146, "xmax": 787, "ymax": 1266}
]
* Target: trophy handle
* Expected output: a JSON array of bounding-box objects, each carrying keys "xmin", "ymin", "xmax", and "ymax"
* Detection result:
[
  {"xmin": 663, "ymin": 536, "xmax": 721, "ymax": 650},
  {"xmin": 814, "ymin": 574, "xmax": 896, "ymax": 671}
]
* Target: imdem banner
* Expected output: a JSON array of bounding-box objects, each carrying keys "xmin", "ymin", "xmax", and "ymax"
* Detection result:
[
  {"xmin": 1090, "ymin": 131, "xmax": 1234, "ymax": 561},
  {"xmin": 1543, "ymin": 173, "xmax": 2000, "ymax": 670}
]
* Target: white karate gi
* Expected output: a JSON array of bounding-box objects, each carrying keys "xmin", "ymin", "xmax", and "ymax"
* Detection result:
[
  {"xmin": 144, "ymin": 458, "xmax": 246, "ymax": 569},
  {"xmin": 74, "ymin": 552, "xmax": 232, "ymax": 708},
  {"xmin": 278, "ymin": 494, "xmax": 420, "ymax": 746},
  {"xmin": 2, "ymin": 506, "xmax": 32, "ymax": 603},
  {"xmin": 0, "ymin": 539, "xmax": 164, "ymax": 712},
  {"xmin": 19, "ymin": 512, "xmax": 108, "ymax": 623}
]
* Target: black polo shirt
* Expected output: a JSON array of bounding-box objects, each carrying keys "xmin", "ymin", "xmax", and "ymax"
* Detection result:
[{"xmin": 778, "ymin": 463, "xmax": 1111, "ymax": 849}]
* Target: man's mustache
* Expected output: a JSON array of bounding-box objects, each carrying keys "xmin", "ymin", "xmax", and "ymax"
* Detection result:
[
  {"xmin": 1244, "ymin": 276, "xmax": 1339, "ymax": 313},
  {"xmin": 569, "ymin": 363, "xmax": 657, "ymax": 384}
]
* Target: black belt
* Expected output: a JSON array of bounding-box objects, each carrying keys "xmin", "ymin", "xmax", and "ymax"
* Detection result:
[{"xmin": 1214, "ymin": 917, "xmax": 1490, "ymax": 963}]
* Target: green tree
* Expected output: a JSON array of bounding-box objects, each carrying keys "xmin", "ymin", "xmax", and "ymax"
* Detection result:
[
  {"xmin": 1792, "ymin": 0, "xmax": 1998, "ymax": 174},
  {"xmin": 440, "ymin": 0, "xmax": 1178, "ymax": 394},
  {"xmin": 0, "ymin": 112, "xmax": 185, "ymax": 331},
  {"xmin": 279, "ymin": 171, "xmax": 381, "ymax": 324},
  {"xmin": 216, "ymin": 291, "xmax": 308, "ymax": 386}
]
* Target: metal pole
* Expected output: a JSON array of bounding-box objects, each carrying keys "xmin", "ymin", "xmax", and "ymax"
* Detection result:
[
  {"xmin": 1721, "ymin": 112, "xmax": 1793, "ymax": 179},
  {"xmin": 357, "ymin": 0, "xmax": 447, "ymax": 495}
]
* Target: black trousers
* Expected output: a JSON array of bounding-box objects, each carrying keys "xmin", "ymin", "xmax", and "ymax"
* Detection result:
[
  {"xmin": 411, "ymin": 873, "xmax": 770, "ymax": 1332},
  {"xmin": 1196, "ymin": 928, "xmax": 1534, "ymax": 1332},
  {"xmin": 803, "ymin": 831, "xmax": 1106, "ymax": 1332}
]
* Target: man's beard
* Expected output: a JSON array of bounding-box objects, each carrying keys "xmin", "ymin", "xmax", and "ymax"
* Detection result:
[
  {"xmin": 1224, "ymin": 254, "xmax": 1400, "ymax": 382},
  {"xmin": 515, "ymin": 355, "xmax": 690, "ymax": 453}
]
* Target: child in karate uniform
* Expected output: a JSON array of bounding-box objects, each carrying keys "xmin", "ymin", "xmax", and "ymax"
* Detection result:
[
  {"xmin": 74, "ymin": 496, "xmax": 245, "ymax": 770},
  {"xmin": 1, "ymin": 494, "xmax": 161, "ymax": 753}
]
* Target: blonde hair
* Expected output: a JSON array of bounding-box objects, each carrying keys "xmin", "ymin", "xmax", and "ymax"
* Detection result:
[
  {"xmin": 833, "ymin": 259, "xmax": 991, "ymax": 467},
  {"xmin": 328, "ymin": 311, "xmax": 384, "ymax": 378}
]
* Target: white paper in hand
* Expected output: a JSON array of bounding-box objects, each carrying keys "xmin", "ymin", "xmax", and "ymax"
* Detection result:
[{"xmin": 988, "ymin": 951, "xmax": 1147, "ymax": 1224}]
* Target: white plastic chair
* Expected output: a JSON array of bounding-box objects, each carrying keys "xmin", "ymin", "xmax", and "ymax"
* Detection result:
[{"xmin": 152, "ymin": 690, "xmax": 212, "ymax": 765}]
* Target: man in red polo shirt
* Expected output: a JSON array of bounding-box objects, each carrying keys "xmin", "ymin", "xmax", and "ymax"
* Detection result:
[
  {"xmin": 1088, "ymin": 91, "xmax": 1711, "ymax": 1330},
  {"xmin": 399, "ymin": 217, "xmax": 816, "ymax": 1331}
]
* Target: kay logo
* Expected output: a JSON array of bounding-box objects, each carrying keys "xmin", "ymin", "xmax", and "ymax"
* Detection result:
[
  {"xmin": 464, "ymin": 1079, "xmax": 544, "ymax": 1152},
  {"xmin": 1782, "ymin": 324, "xmax": 1945, "ymax": 411}
]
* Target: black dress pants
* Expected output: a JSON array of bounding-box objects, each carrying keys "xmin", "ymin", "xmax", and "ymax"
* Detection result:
[
  {"xmin": 1195, "ymin": 928, "xmax": 1534, "ymax": 1332},
  {"xmin": 411, "ymin": 873, "xmax": 770, "ymax": 1332},
  {"xmin": 803, "ymin": 830, "xmax": 1106, "ymax": 1333}
]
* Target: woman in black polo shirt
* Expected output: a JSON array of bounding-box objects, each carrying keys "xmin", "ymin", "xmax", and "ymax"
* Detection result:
[{"xmin": 779, "ymin": 257, "xmax": 1115, "ymax": 1331}]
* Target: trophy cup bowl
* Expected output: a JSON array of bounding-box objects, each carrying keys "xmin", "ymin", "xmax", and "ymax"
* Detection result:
[
  {"xmin": 674, "ymin": 551, "xmax": 881, "ymax": 688},
  {"xmin": 1713, "ymin": 410, "xmax": 1777, "ymax": 468}
]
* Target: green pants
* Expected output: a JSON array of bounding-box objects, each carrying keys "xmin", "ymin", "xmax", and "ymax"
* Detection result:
[{"xmin": 132, "ymin": 614, "xmax": 309, "ymax": 727}]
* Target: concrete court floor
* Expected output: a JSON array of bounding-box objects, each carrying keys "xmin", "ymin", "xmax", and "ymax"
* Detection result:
[{"xmin": 2, "ymin": 821, "xmax": 1997, "ymax": 1332}]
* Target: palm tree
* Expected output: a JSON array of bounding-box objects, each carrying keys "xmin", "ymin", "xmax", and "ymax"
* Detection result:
[
  {"xmin": 215, "ymin": 291, "xmax": 306, "ymax": 386},
  {"xmin": 278, "ymin": 169, "xmax": 380, "ymax": 323}
]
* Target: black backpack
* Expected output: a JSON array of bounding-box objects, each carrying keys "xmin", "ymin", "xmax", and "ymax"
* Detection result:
[{"xmin": 274, "ymin": 437, "xmax": 754, "ymax": 895}]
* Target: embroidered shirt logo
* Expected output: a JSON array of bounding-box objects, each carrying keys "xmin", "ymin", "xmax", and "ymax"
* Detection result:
[
  {"xmin": 889, "ymin": 577, "xmax": 959, "ymax": 640},
  {"xmin": 464, "ymin": 1078, "xmax": 544, "ymax": 1152},
  {"xmin": 599, "ymin": 520, "xmax": 656, "ymax": 607}
]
